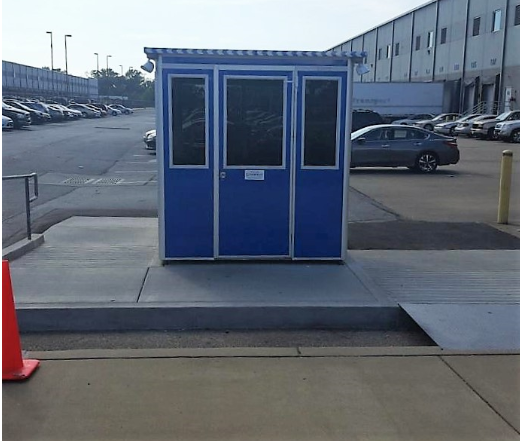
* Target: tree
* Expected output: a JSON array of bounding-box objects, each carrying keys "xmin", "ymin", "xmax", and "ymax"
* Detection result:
[{"xmin": 90, "ymin": 68, "xmax": 153, "ymax": 104}]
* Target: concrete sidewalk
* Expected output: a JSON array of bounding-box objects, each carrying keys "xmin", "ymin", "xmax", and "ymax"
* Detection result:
[{"xmin": 3, "ymin": 348, "xmax": 520, "ymax": 441}]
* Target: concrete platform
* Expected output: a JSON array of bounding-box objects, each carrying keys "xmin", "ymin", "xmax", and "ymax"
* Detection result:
[{"xmin": 10, "ymin": 217, "xmax": 407, "ymax": 332}]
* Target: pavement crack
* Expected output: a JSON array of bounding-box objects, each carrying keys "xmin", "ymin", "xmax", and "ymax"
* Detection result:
[
  {"xmin": 440, "ymin": 356, "xmax": 520, "ymax": 436},
  {"xmin": 136, "ymin": 266, "xmax": 150, "ymax": 303}
]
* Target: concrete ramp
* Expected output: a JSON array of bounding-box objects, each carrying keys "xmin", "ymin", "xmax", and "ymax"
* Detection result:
[{"xmin": 401, "ymin": 304, "xmax": 520, "ymax": 350}]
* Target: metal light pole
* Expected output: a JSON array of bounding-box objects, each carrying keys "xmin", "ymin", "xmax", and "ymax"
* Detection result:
[
  {"xmin": 119, "ymin": 65, "xmax": 123, "ymax": 75},
  {"xmin": 46, "ymin": 31, "xmax": 54, "ymax": 94},
  {"xmin": 64, "ymin": 34, "xmax": 72, "ymax": 97},
  {"xmin": 94, "ymin": 52, "xmax": 99, "ymax": 74},
  {"xmin": 106, "ymin": 55, "xmax": 112, "ymax": 73}
]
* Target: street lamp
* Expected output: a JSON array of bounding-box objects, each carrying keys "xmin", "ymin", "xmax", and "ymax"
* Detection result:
[
  {"xmin": 106, "ymin": 55, "xmax": 112, "ymax": 72},
  {"xmin": 119, "ymin": 65, "xmax": 123, "ymax": 75},
  {"xmin": 94, "ymin": 52, "xmax": 99, "ymax": 74},
  {"xmin": 64, "ymin": 34, "xmax": 72, "ymax": 96},
  {"xmin": 46, "ymin": 31, "xmax": 54, "ymax": 94}
]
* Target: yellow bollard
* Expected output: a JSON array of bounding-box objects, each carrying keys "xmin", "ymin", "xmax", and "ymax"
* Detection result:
[{"xmin": 497, "ymin": 150, "xmax": 513, "ymax": 224}]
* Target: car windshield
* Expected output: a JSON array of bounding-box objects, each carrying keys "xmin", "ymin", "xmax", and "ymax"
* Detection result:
[
  {"xmin": 496, "ymin": 112, "xmax": 513, "ymax": 121},
  {"xmin": 431, "ymin": 114, "xmax": 449, "ymax": 122}
]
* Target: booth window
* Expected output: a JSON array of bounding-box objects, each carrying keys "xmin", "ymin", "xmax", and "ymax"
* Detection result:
[
  {"xmin": 171, "ymin": 77, "xmax": 207, "ymax": 166},
  {"xmin": 303, "ymin": 79, "xmax": 339, "ymax": 167},
  {"xmin": 226, "ymin": 78, "xmax": 284, "ymax": 167}
]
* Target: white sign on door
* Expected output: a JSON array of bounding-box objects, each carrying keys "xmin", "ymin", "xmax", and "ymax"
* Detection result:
[{"xmin": 244, "ymin": 170, "xmax": 265, "ymax": 181}]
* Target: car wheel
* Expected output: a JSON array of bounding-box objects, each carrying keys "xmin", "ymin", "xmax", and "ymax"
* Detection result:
[
  {"xmin": 449, "ymin": 127, "xmax": 455, "ymax": 136},
  {"xmin": 81, "ymin": 112, "xmax": 87, "ymax": 118},
  {"xmin": 510, "ymin": 129, "xmax": 520, "ymax": 144},
  {"xmin": 424, "ymin": 124, "xmax": 433, "ymax": 131},
  {"xmin": 415, "ymin": 152, "xmax": 438, "ymax": 173},
  {"xmin": 487, "ymin": 128, "xmax": 496, "ymax": 140}
]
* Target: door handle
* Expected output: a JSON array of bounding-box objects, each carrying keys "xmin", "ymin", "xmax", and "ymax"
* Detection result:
[
  {"xmin": 382, "ymin": 144, "xmax": 390, "ymax": 148},
  {"xmin": 414, "ymin": 142, "xmax": 423, "ymax": 146},
  {"xmin": 219, "ymin": 171, "xmax": 226, "ymax": 180}
]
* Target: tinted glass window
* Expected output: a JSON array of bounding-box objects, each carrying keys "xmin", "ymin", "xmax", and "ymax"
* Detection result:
[
  {"xmin": 407, "ymin": 129, "xmax": 428, "ymax": 140},
  {"xmin": 363, "ymin": 129, "xmax": 382, "ymax": 141},
  {"xmin": 303, "ymin": 79, "xmax": 338, "ymax": 167},
  {"xmin": 226, "ymin": 79, "xmax": 284, "ymax": 167},
  {"xmin": 171, "ymin": 77, "xmax": 206, "ymax": 166}
]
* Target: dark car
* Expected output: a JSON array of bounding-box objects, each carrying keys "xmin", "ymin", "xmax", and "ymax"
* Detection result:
[
  {"xmin": 352, "ymin": 110, "xmax": 384, "ymax": 131},
  {"xmin": 2, "ymin": 102, "xmax": 31, "ymax": 128},
  {"xmin": 351, "ymin": 124, "xmax": 459, "ymax": 173},
  {"xmin": 4, "ymin": 100, "xmax": 51, "ymax": 124},
  {"xmin": 20, "ymin": 101, "xmax": 64, "ymax": 122}
]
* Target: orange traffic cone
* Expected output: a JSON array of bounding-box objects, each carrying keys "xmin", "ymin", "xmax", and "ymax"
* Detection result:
[{"xmin": 2, "ymin": 260, "xmax": 39, "ymax": 381}]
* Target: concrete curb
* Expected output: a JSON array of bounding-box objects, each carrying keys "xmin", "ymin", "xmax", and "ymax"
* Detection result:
[
  {"xmin": 2, "ymin": 234, "xmax": 44, "ymax": 261},
  {"xmin": 17, "ymin": 304, "xmax": 414, "ymax": 332},
  {"xmin": 27, "ymin": 347, "xmax": 520, "ymax": 360}
]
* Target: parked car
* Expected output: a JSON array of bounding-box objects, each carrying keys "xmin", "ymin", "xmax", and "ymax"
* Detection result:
[
  {"xmin": 494, "ymin": 120, "xmax": 520, "ymax": 143},
  {"xmin": 454, "ymin": 114, "xmax": 496, "ymax": 137},
  {"xmin": 68, "ymin": 103, "xmax": 101, "ymax": 118},
  {"xmin": 110, "ymin": 104, "xmax": 134, "ymax": 115},
  {"xmin": 471, "ymin": 110, "xmax": 520, "ymax": 140},
  {"xmin": 352, "ymin": 110, "xmax": 384, "ymax": 131},
  {"xmin": 107, "ymin": 105, "xmax": 123, "ymax": 116},
  {"xmin": 4, "ymin": 100, "xmax": 51, "ymax": 124},
  {"xmin": 350, "ymin": 124, "xmax": 459, "ymax": 173},
  {"xmin": 2, "ymin": 102, "xmax": 31, "ymax": 128},
  {"xmin": 2, "ymin": 115, "xmax": 14, "ymax": 130},
  {"xmin": 85, "ymin": 104, "xmax": 107, "ymax": 117},
  {"xmin": 412, "ymin": 113, "xmax": 461, "ymax": 131},
  {"xmin": 143, "ymin": 129, "xmax": 156, "ymax": 151},
  {"xmin": 49, "ymin": 103, "xmax": 81, "ymax": 120},
  {"xmin": 89, "ymin": 103, "xmax": 110, "ymax": 114},
  {"xmin": 392, "ymin": 114, "xmax": 435, "ymax": 125},
  {"xmin": 434, "ymin": 114, "xmax": 481, "ymax": 136}
]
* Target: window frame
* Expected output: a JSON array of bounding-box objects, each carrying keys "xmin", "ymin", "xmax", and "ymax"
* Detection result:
[
  {"xmin": 168, "ymin": 74, "xmax": 210, "ymax": 169},
  {"xmin": 395, "ymin": 42, "xmax": 400, "ymax": 56},
  {"xmin": 415, "ymin": 35, "xmax": 421, "ymax": 51},
  {"xmin": 386, "ymin": 44, "xmax": 392, "ymax": 59},
  {"xmin": 515, "ymin": 5, "xmax": 520, "ymax": 26},
  {"xmin": 472, "ymin": 16, "xmax": 481, "ymax": 36},
  {"xmin": 301, "ymin": 76, "xmax": 341, "ymax": 170},
  {"xmin": 440, "ymin": 27, "xmax": 447, "ymax": 44},
  {"xmin": 427, "ymin": 31, "xmax": 434, "ymax": 48},
  {"xmin": 223, "ymin": 75, "xmax": 288, "ymax": 170},
  {"xmin": 492, "ymin": 9, "xmax": 502, "ymax": 32}
]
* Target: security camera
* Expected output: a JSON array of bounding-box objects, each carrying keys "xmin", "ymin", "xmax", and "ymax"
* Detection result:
[
  {"xmin": 141, "ymin": 60, "xmax": 155, "ymax": 73},
  {"xmin": 356, "ymin": 63, "xmax": 370, "ymax": 76}
]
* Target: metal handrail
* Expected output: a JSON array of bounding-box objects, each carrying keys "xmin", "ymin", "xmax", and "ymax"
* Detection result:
[{"xmin": 2, "ymin": 173, "xmax": 39, "ymax": 240}]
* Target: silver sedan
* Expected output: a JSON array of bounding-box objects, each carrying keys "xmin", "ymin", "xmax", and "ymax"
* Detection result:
[{"xmin": 351, "ymin": 125, "xmax": 460, "ymax": 173}]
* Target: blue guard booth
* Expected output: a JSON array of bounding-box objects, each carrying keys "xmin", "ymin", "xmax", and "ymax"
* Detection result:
[{"xmin": 144, "ymin": 48, "xmax": 366, "ymax": 262}]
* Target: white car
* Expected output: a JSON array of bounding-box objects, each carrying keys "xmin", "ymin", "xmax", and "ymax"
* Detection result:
[
  {"xmin": 412, "ymin": 113, "xmax": 461, "ymax": 131},
  {"xmin": 454, "ymin": 114, "xmax": 495, "ymax": 137},
  {"xmin": 434, "ymin": 114, "xmax": 481, "ymax": 136},
  {"xmin": 392, "ymin": 114, "xmax": 434, "ymax": 125},
  {"xmin": 107, "ymin": 105, "xmax": 122, "ymax": 116},
  {"xmin": 2, "ymin": 115, "xmax": 14, "ymax": 130},
  {"xmin": 495, "ymin": 120, "xmax": 520, "ymax": 143}
]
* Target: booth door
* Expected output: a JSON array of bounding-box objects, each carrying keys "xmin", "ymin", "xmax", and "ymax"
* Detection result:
[
  {"xmin": 218, "ymin": 73, "xmax": 293, "ymax": 258},
  {"xmin": 294, "ymin": 73, "xmax": 346, "ymax": 258}
]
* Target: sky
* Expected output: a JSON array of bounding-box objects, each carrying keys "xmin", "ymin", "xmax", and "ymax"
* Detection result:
[{"xmin": 2, "ymin": 0, "xmax": 428, "ymax": 79}]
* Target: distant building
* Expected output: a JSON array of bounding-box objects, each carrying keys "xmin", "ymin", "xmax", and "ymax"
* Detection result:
[
  {"xmin": 331, "ymin": 0, "xmax": 519, "ymax": 114},
  {"xmin": 2, "ymin": 60, "xmax": 98, "ymax": 100}
]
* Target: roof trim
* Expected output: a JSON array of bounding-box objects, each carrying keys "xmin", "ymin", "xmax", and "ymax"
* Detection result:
[
  {"xmin": 328, "ymin": 0, "xmax": 436, "ymax": 50},
  {"xmin": 144, "ymin": 48, "xmax": 367, "ymax": 59}
]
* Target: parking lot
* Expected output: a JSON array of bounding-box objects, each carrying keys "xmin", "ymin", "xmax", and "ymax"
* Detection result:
[{"xmin": 2, "ymin": 108, "xmax": 519, "ymax": 248}]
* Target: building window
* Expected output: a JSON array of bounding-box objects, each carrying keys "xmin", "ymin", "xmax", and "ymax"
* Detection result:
[
  {"xmin": 492, "ymin": 9, "xmax": 502, "ymax": 31},
  {"xmin": 440, "ymin": 27, "xmax": 447, "ymax": 44},
  {"xmin": 378, "ymin": 48, "xmax": 382, "ymax": 60},
  {"xmin": 395, "ymin": 42, "xmax": 400, "ymax": 56},
  {"xmin": 427, "ymin": 31, "xmax": 434, "ymax": 48},
  {"xmin": 515, "ymin": 5, "xmax": 520, "ymax": 26},
  {"xmin": 386, "ymin": 44, "xmax": 392, "ymax": 58},
  {"xmin": 473, "ymin": 17, "xmax": 481, "ymax": 36},
  {"xmin": 415, "ymin": 35, "xmax": 421, "ymax": 51}
]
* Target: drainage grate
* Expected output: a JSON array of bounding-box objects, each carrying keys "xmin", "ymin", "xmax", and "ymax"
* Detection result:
[
  {"xmin": 62, "ymin": 177, "xmax": 95, "ymax": 185},
  {"xmin": 93, "ymin": 177, "xmax": 123, "ymax": 185}
]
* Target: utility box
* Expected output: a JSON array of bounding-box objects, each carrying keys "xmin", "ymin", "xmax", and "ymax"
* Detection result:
[{"xmin": 144, "ymin": 48, "xmax": 365, "ymax": 261}]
